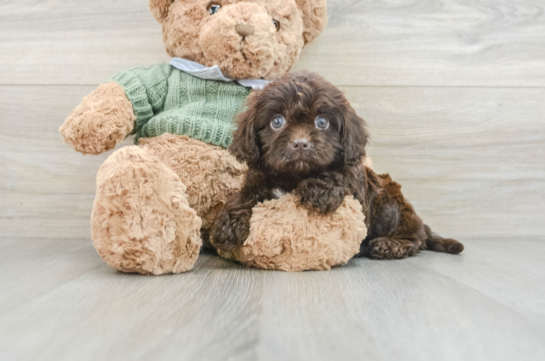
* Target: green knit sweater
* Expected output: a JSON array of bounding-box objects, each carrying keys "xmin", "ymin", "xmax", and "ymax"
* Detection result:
[{"xmin": 111, "ymin": 63, "xmax": 252, "ymax": 148}]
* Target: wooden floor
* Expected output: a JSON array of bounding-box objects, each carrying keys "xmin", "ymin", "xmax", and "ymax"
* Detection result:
[
  {"xmin": 0, "ymin": 238, "xmax": 544, "ymax": 361},
  {"xmin": 1, "ymin": 0, "xmax": 545, "ymax": 360}
]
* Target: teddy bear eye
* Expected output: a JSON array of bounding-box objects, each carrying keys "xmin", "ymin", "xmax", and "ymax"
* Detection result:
[
  {"xmin": 208, "ymin": 4, "xmax": 220, "ymax": 15},
  {"xmin": 315, "ymin": 117, "xmax": 329, "ymax": 130},
  {"xmin": 273, "ymin": 20, "xmax": 280, "ymax": 31},
  {"xmin": 271, "ymin": 116, "xmax": 285, "ymax": 130}
]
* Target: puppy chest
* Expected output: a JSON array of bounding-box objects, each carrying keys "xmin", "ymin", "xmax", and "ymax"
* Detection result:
[{"xmin": 272, "ymin": 188, "xmax": 288, "ymax": 199}]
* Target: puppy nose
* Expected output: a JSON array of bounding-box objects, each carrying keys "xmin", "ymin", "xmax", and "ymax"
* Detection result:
[
  {"xmin": 291, "ymin": 139, "xmax": 310, "ymax": 150},
  {"xmin": 235, "ymin": 23, "xmax": 255, "ymax": 37}
]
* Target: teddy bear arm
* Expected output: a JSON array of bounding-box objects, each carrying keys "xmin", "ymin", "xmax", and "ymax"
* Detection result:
[
  {"xmin": 110, "ymin": 63, "xmax": 173, "ymax": 121},
  {"xmin": 59, "ymin": 81, "xmax": 136, "ymax": 155},
  {"xmin": 60, "ymin": 64, "xmax": 173, "ymax": 155}
]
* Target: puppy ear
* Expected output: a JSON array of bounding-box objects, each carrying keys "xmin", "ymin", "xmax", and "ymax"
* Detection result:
[
  {"xmin": 340, "ymin": 105, "xmax": 369, "ymax": 166},
  {"xmin": 149, "ymin": 0, "xmax": 173, "ymax": 23},
  {"xmin": 230, "ymin": 94, "xmax": 261, "ymax": 167},
  {"xmin": 296, "ymin": 0, "xmax": 328, "ymax": 45}
]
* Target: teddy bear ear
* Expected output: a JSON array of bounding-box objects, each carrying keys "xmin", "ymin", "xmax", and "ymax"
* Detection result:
[
  {"xmin": 149, "ymin": 0, "xmax": 174, "ymax": 23},
  {"xmin": 295, "ymin": 0, "xmax": 328, "ymax": 45}
]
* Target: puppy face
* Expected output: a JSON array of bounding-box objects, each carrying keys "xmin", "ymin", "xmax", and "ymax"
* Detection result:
[
  {"xmin": 255, "ymin": 83, "xmax": 342, "ymax": 174},
  {"xmin": 231, "ymin": 72, "xmax": 369, "ymax": 176}
]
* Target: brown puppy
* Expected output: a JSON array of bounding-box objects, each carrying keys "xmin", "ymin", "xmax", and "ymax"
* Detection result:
[{"xmin": 212, "ymin": 71, "xmax": 464, "ymax": 259}]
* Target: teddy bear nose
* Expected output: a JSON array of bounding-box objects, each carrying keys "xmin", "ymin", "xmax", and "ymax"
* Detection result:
[{"xmin": 235, "ymin": 23, "xmax": 255, "ymax": 37}]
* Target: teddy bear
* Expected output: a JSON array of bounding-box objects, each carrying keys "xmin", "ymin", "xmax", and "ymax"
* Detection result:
[{"xmin": 59, "ymin": 0, "xmax": 367, "ymax": 274}]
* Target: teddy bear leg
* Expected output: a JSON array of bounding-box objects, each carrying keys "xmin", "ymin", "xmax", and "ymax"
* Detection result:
[
  {"xmin": 139, "ymin": 134, "xmax": 248, "ymax": 248},
  {"xmin": 91, "ymin": 146, "xmax": 202, "ymax": 275}
]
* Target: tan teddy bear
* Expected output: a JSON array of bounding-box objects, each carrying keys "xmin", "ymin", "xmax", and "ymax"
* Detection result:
[{"xmin": 60, "ymin": 0, "xmax": 367, "ymax": 274}]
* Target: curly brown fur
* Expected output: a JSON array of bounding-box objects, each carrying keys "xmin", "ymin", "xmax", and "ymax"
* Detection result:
[
  {"xmin": 140, "ymin": 134, "xmax": 247, "ymax": 230},
  {"xmin": 92, "ymin": 146, "xmax": 202, "ymax": 275},
  {"xmin": 212, "ymin": 71, "xmax": 464, "ymax": 259},
  {"xmin": 151, "ymin": 0, "xmax": 327, "ymax": 80},
  {"xmin": 59, "ymin": 82, "xmax": 135, "ymax": 155}
]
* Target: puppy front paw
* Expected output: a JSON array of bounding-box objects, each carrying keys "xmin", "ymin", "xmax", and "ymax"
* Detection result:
[
  {"xmin": 211, "ymin": 209, "xmax": 251, "ymax": 251},
  {"xmin": 295, "ymin": 179, "xmax": 346, "ymax": 214}
]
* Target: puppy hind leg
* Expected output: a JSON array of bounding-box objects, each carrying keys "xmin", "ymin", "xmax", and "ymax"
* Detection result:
[{"xmin": 424, "ymin": 225, "xmax": 464, "ymax": 254}]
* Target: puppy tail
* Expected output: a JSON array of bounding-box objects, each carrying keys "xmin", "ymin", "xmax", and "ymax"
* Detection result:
[{"xmin": 424, "ymin": 224, "xmax": 464, "ymax": 254}]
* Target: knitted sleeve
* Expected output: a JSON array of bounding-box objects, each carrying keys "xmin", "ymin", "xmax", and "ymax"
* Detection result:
[{"xmin": 110, "ymin": 63, "xmax": 173, "ymax": 134}]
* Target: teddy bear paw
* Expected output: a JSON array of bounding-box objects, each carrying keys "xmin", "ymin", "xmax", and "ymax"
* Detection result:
[{"xmin": 59, "ymin": 82, "xmax": 135, "ymax": 155}]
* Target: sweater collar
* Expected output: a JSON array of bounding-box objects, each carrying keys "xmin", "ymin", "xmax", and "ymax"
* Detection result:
[{"xmin": 170, "ymin": 58, "xmax": 270, "ymax": 90}]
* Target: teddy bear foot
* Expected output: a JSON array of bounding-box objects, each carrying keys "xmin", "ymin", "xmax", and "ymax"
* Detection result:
[{"xmin": 91, "ymin": 146, "xmax": 203, "ymax": 275}]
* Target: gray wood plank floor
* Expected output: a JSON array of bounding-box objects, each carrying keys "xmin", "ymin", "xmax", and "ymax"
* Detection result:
[
  {"xmin": 1, "ymin": 238, "xmax": 544, "ymax": 361},
  {"xmin": 1, "ymin": 0, "xmax": 544, "ymax": 360}
]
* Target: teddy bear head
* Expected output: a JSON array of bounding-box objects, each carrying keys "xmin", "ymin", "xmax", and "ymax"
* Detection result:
[{"xmin": 149, "ymin": 0, "xmax": 327, "ymax": 80}]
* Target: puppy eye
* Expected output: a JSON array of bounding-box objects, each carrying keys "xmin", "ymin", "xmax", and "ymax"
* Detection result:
[
  {"xmin": 208, "ymin": 4, "xmax": 220, "ymax": 15},
  {"xmin": 271, "ymin": 116, "xmax": 285, "ymax": 130},
  {"xmin": 315, "ymin": 117, "xmax": 329, "ymax": 130},
  {"xmin": 273, "ymin": 20, "xmax": 280, "ymax": 31}
]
